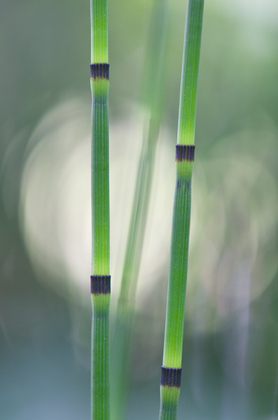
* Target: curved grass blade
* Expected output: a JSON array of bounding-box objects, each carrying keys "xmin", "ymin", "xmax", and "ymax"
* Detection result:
[{"xmin": 110, "ymin": 0, "xmax": 169, "ymax": 419}]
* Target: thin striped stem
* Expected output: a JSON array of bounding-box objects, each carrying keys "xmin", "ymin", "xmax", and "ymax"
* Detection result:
[
  {"xmin": 162, "ymin": 146, "xmax": 195, "ymax": 369},
  {"xmin": 90, "ymin": 0, "xmax": 110, "ymax": 418},
  {"xmin": 91, "ymin": 276, "xmax": 111, "ymax": 420},
  {"xmin": 160, "ymin": 0, "xmax": 204, "ymax": 418},
  {"xmin": 177, "ymin": 0, "xmax": 204, "ymax": 146}
]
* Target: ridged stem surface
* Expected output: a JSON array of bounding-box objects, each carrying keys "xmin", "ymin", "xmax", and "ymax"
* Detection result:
[
  {"xmin": 162, "ymin": 161, "xmax": 193, "ymax": 369},
  {"xmin": 90, "ymin": 0, "xmax": 110, "ymax": 419},
  {"xmin": 160, "ymin": 0, "xmax": 204, "ymax": 418},
  {"xmin": 91, "ymin": 288, "xmax": 110, "ymax": 420},
  {"xmin": 91, "ymin": 0, "xmax": 108, "ymax": 63},
  {"xmin": 177, "ymin": 0, "xmax": 204, "ymax": 146}
]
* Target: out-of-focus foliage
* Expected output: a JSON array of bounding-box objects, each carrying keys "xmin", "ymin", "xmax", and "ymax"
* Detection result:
[{"xmin": 1, "ymin": 0, "xmax": 278, "ymax": 418}]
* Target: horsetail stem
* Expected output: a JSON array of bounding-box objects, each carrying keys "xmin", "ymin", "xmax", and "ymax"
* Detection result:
[
  {"xmin": 177, "ymin": 0, "xmax": 204, "ymax": 146},
  {"xmin": 159, "ymin": 0, "xmax": 204, "ymax": 419},
  {"xmin": 90, "ymin": 0, "xmax": 110, "ymax": 418}
]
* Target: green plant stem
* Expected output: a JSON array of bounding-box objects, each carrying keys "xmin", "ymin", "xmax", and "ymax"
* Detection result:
[
  {"xmin": 90, "ymin": 0, "xmax": 110, "ymax": 418},
  {"xmin": 159, "ymin": 0, "xmax": 204, "ymax": 418},
  {"xmin": 177, "ymin": 0, "xmax": 204, "ymax": 146},
  {"xmin": 91, "ymin": 289, "xmax": 110, "ymax": 420}
]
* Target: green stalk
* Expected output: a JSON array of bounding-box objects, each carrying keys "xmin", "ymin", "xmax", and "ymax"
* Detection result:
[
  {"xmin": 90, "ymin": 0, "xmax": 110, "ymax": 419},
  {"xmin": 111, "ymin": 1, "xmax": 169, "ymax": 419},
  {"xmin": 159, "ymin": 0, "xmax": 204, "ymax": 419}
]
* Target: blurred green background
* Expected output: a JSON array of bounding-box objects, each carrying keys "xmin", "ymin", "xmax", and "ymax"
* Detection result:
[{"xmin": 1, "ymin": 0, "xmax": 278, "ymax": 418}]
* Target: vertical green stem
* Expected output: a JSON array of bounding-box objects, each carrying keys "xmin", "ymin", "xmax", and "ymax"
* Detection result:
[
  {"xmin": 90, "ymin": 0, "xmax": 110, "ymax": 419},
  {"xmin": 177, "ymin": 0, "xmax": 204, "ymax": 146},
  {"xmin": 159, "ymin": 0, "xmax": 204, "ymax": 418}
]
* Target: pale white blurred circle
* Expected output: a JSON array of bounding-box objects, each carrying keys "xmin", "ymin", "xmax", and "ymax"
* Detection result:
[
  {"xmin": 20, "ymin": 97, "xmax": 278, "ymax": 333},
  {"xmin": 19, "ymin": 97, "xmax": 174, "ymax": 307}
]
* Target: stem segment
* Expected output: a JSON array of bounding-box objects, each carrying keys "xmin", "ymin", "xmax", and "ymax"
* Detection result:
[
  {"xmin": 159, "ymin": 0, "xmax": 204, "ymax": 418},
  {"xmin": 90, "ymin": 0, "xmax": 110, "ymax": 418}
]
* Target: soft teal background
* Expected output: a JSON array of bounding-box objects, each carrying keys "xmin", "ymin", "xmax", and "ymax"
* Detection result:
[{"xmin": 1, "ymin": 0, "xmax": 278, "ymax": 418}]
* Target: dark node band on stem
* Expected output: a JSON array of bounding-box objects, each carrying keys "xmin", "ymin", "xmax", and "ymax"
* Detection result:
[
  {"xmin": 160, "ymin": 366, "xmax": 182, "ymax": 388},
  {"xmin": 90, "ymin": 63, "xmax": 110, "ymax": 80},
  {"xmin": 176, "ymin": 144, "xmax": 195, "ymax": 162},
  {"xmin": 90, "ymin": 275, "xmax": 111, "ymax": 294}
]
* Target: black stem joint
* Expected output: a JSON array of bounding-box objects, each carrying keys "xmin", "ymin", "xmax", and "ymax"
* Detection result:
[
  {"xmin": 90, "ymin": 275, "xmax": 111, "ymax": 294},
  {"xmin": 160, "ymin": 366, "xmax": 182, "ymax": 388},
  {"xmin": 176, "ymin": 144, "xmax": 195, "ymax": 162},
  {"xmin": 90, "ymin": 63, "xmax": 110, "ymax": 80}
]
